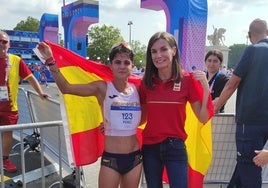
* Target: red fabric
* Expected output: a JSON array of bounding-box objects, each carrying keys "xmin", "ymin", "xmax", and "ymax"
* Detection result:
[
  {"xmin": 190, "ymin": 72, "xmax": 214, "ymax": 119},
  {"xmin": 71, "ymin": 128, "xmax": 104, "ymax": 166},
  {"xmin": 45, "ymin": 41, "xmax": 141, "ymax": 85},
  {"xmin": 139, "ymin": 72, "xmax": 202, "ymax": 144},
  {"xmin": 18, "ymin": 58, "xmax": 32, "ymax": 79},
  {"xmin": 188, "ymin": 166, "xmax": 205, "ymax": 188}
]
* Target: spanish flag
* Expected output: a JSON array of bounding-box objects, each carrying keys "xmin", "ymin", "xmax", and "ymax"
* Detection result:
[{"xmin": 46, "ymin": 41, "xmax": 213, "ymax": 187}]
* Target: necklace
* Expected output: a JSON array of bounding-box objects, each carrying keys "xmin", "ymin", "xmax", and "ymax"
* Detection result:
[{"xmin": 121, "ymin": 86, "xmax": 132, "ymax": 95}]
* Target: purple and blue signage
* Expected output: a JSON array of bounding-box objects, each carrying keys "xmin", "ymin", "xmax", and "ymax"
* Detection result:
[
  {"xmin": 62, "ymin": 0, "xmax": 99, "ymax": 57},
  {"xmin": 38, "ymin": 0, "xmax": 207, "ymax": 70},
  {"xmin": 39, "ymin": 13, "xmax": 59, "ymax": 43},
  {"xmin": 141, "ymin": 0, "xmax": 208, "ymax": 71}
]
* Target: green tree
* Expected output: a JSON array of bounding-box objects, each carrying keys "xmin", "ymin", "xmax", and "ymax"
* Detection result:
[
  {"xmin": 131, "ymin": 40, "xmax": 146, "ymax": 69},
  {"xmin": 228, "ymin": 44, "xmax": 248, "ymax": 68},
  {"xmin": 87, "ymin": 25, "xmax": 124, "ymax": 63},
  {"xmin": 13, "ymin": 16, "xmax": 39, "ymax": 32}
]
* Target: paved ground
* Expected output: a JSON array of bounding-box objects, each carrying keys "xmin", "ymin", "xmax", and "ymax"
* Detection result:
[{"xmin": 3, "ymin": 137, "xmax": 61, "ymax": 188}]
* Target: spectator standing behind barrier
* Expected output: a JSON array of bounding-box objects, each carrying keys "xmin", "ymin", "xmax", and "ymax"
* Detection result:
[
  {"xmin": 37, "ymin": 41, "xmax": 143, "ymax": 188},
  {"xmin": 139, "ymin": 31, "xmax": 212, "ymax": 188},
  {"xmin": 39, "ymin": 65, "xmax": 48, "ymax": 88},
  {"xmin": 214, "ymin": 18, "xmax": 268, "ymax": 188},
  {"xmin": 0, "ymin": 30, "xmax": 48, "ymax": 173},
  {"xmin": 205, "ymin": 49, "xmax": 229, "ymax": 113},
  {"xmin": 220, "ymin": 65, "xmax": 227, "ymax": 75}
]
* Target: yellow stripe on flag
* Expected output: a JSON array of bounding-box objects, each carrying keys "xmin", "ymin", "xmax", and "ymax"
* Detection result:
[
  {"xmin": 185, "ymin": 102, "xmax": 212, "ymax": 175},
  {"xmin": 60, "ymin": 66, "xmax": 103, "ymax": 134}
]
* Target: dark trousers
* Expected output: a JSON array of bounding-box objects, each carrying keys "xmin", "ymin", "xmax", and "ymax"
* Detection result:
[
  {"xmin": 142, "ymin": 137, "xmax": 188, "ymax": 188},
  {"xmin": 228, "ymin": 124, "xmax": 268, "ymax": 188}
]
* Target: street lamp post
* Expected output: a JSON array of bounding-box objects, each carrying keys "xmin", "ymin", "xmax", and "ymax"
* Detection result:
[
  {"xmin": 128, "ymin": 21, "xmax": 133, "ymax": 46},
  {"xmin": 139, "ymin": 60, "xmax": 142, "ymax": 67}
]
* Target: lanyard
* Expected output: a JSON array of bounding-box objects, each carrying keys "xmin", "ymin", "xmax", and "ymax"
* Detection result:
[
  {"xmin": 209, "ymin": 71, "xmax": 220, "ymax": 93},
  {"xmin": 5, "ymin": 54, "xmax": 11, "ymax": 84}
]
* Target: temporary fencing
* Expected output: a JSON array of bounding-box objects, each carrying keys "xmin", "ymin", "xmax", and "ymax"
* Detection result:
[{"xmin": 0, "ymin": 87, "xmax": 74, "ymax": 188}]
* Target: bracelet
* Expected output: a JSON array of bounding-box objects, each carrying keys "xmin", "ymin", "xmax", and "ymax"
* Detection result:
[
  {"xmin": 46, "ymin": 61, "xmax": 56, "ymax": 66},
  {"xmin": 45, "ymin": 56, "xmax": 55, "ymax": 63},
  {"xmin": 45, "ymin": 57, "xmax": 55, "ymax": 66}
]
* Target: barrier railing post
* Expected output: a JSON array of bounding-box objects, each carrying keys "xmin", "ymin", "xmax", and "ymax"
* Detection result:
[{"xmin": 75, "ymin": 167, "xmax": 81, "ymax": 188}]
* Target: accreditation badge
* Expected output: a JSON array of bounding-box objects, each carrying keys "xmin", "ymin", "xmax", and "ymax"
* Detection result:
[
  {"xmin": 173, "ymin": 82, "xmax": 181, "ymax": 91},
  {"xmin": 0, "ymin": 86, "xmax": 9, "ymax": 101}
]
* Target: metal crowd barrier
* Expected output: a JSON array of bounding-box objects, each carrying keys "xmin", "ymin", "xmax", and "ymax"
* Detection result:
[
  {"xmin": 204, "ymin": 113, "xmax": 268, "ymax": 187},
  {"xmin": 204, "ymin": 113, "xmax": 237, "ymax": 185},
  {"xmin": 0, "ymin": 87, "xmax": 73, "ymax": 188}
]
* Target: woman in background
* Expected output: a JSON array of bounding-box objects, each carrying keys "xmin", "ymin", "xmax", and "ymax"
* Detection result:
[{"xmin": 205, "ymin": 49, "xmax": 229, "ymax": 113}]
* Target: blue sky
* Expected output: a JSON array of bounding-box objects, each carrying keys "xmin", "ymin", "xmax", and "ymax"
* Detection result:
[{"xmin": 1, "ymin": 0, "xmax": 268, "ymax": 46}]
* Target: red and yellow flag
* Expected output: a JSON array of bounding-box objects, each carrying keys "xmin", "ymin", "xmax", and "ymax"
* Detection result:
[
  {"xmin": 185, "ymin": 104, "xmax": 212, "ymax": 188},
  {"xmin": 46, "ymin": 41, "xmax": 212, "ymax": 187}
]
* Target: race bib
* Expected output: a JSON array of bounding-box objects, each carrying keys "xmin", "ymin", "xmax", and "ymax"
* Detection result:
[{"xmin": 110, "ymin": 105, "xmax": 141, "ymax": 130}]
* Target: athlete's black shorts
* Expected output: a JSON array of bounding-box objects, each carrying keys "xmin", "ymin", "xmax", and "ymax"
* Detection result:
[{"xmin": 101, "ymin": 149, "xmax": 143, "ymax": 174}]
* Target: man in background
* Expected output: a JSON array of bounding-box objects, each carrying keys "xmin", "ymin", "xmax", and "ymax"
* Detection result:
[
  {"xmin": 215, "ymin": 18, "xmax": 268, "ymax": 188},
  {"xmin": 0, "ymin": 30, "xmax": 48, "ymax": 172}
]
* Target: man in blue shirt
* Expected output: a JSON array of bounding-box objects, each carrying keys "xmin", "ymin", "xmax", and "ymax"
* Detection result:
[{"xmin": 215, "ymin": 18, "xmax": 268, "ymax": 188}]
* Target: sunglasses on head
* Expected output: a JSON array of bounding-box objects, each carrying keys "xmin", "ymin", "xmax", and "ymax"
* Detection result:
[
  {"xmin": 0, "ymin": 39, "xmax": 8, "ymax": 45},
  {"xmin": 111, "ymin": 42, "xmax": 131, "ymax": 51}
]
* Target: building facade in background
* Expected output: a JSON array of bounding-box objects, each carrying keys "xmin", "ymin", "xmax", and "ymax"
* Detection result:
[{"xmin": 5, "ymin": 30, "xmax": 53, "ymax": 83}]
